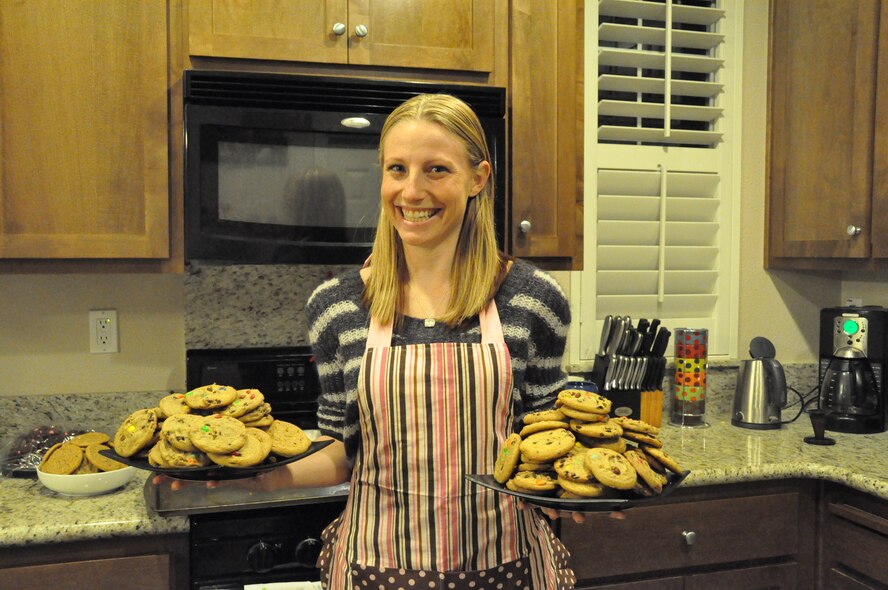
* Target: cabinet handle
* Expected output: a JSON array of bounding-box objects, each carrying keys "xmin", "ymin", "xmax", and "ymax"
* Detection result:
[
  {"xmin": 332, "ymin": 22, "xmax": 346, "ymax": 36},
  {"xmin": 682, "ymin": 531, "xmax": 697, "ymax": 546},
  {"xmin": 355, "ymin": 24, "xmax": 369, "ymax": 38},
  {"xmin": 519, "ymin": 220, "xmax": 532, "ymax": 234},
  {"xmin": 847, "ymin": 225, "xmax": 862, "ymax": 236}
]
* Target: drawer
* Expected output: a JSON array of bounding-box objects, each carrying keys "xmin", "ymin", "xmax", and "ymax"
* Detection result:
[
  {"xmin": 561, "ymin": 492, "xmax": 800, "ymax": 580},
  {"xmin": 824, "ymin": 502, "xmax": 888, "ymax": 586}
]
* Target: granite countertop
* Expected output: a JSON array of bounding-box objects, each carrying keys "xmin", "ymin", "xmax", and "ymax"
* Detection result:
[{"xmin": 2, "ymin": 408, "xmax": 886, "ymax": 550}]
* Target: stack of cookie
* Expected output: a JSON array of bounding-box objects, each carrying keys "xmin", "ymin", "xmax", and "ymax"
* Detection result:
[
  {"xmin": 40, "ymin": 432, "xmax": 127, "ymax": 475},
  {"xmin": 493, "ymin": 388, "xmax": 684, "ymax": 500},
  {"xmin": 112, "ymin": 384, "xmax": 312, "ymax": 470}
]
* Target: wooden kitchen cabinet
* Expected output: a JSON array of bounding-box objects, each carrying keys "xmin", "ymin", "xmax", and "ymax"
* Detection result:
[
  {"xmin": 187, "ymin": 0, "xmax": 497, "ymax": 74},
  {"xmin": 819, "ymin": 483, "xmax": 888, "ymax": 589},
  {"xmin": 561, "ymin": 480, "xmax": 816, "ymax": 589},
  {"xmin": 509, "ymin": 0, "xmax": 584, "ymax": 269},
  {"xmin": 0, "ymin": 0, "xmax": 175, "ymax": 266},
  {"xmin": 766, "ymin": 0, "xmax": 888, "ymax": 270},
  {"xmin": 0, "ymin": 534, "xmax": 189, "ymax": 590}
]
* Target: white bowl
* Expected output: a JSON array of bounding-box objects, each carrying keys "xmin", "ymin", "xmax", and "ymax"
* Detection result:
[{"xmin": 37, "ymin": 466, "xmax": 137, "ymax": 497}]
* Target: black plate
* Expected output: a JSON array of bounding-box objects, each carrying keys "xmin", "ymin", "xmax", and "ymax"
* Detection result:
[
  {"xmin": 99, "ymin": 439, "xmax": 332, "ymax": 481},
  {"xmin": 465, "ymin": 470, "xmax": 690, "ymax": 512}
]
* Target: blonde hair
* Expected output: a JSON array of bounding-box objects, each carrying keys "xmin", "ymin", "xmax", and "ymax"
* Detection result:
[{"xmin": 364, "ymin": 94, "xmax": 504, "ymax": 328}]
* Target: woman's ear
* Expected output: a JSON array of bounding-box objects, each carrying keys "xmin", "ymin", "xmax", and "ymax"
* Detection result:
[{"xmin": 470, "ymin": 161, "xmax": 491, "ymax": 196}]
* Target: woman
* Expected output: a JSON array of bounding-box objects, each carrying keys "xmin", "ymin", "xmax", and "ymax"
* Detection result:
[{"xmin": 305, "ymin": 93, "xmax": 576, "ymax": 588}]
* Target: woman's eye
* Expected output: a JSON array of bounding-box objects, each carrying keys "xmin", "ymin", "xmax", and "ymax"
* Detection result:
[
  {"xmin": 386, "ymin": 164, "xmax": 405, "ymax": 173},
  {"xmin": 429, "ymin": 165, "xmax": 450, "ymax": 174}
]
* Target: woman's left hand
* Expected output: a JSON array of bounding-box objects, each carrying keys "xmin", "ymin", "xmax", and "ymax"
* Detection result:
[{"xmin": 517, "ymin": 499, "xmax": 626, "ymax": 524}]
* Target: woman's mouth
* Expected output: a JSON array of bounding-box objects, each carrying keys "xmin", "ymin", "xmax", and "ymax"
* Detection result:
[{"xmin": 399, "ymin": 207, "xmax": 440, "ymax": 222}]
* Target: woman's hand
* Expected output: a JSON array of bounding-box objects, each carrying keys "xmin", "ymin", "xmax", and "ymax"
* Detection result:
[{"xmin": 517, "ymin": 499, "xmax": 625, "ymax": 524}]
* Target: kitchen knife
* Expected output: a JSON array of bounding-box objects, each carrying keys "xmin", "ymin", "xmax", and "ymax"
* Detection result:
[
  {"xmin": 640, "ymin": 330, "xmax": 655, "ymax": 355},
  {"xmin": 636, "ymin": 318, "xmax": 650, "ymax": 335},
  {"xmin": 606, "ymin": 317, "xmax": 626, "ymax": 356},
  {"xmin": 649, "ymin": 319, "xmax": 661, "ymax": 337},
  {"xmin": 597, "ymin": 315, "xmax": 614, "ymax": 356},
  {"xmin": 651, "ymin": 327, "xmax": 672, "ymax": 358}
]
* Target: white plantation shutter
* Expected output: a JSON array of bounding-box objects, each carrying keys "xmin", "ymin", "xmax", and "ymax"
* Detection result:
[{"xmin": 569, "ymin": 0, "xmax": 740, "ymax": 366}]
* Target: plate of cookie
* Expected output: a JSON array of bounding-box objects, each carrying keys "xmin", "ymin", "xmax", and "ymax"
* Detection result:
[
  {"xmin": 99, "ymin": 385, "xmax": 333, "ymax": 480},
  {"xmin": 466, "ymin": 388, "xmax": 690, "ymax": 512}
]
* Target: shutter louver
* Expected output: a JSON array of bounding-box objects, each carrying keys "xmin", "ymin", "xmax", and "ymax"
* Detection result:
[{"xmin": 597, "ymin": 0, "xmax": 726, "ymax": 147}]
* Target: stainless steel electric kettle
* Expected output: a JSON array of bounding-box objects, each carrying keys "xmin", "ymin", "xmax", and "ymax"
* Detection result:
[{"xmin": 732, "ymin": 337, "xmax": 788, "ymax": 430}]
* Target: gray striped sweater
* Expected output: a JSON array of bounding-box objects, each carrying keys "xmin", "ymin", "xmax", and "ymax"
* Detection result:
[{"xmin": 305, "ymin": 258, "xmax": 571, "ymax": 461}]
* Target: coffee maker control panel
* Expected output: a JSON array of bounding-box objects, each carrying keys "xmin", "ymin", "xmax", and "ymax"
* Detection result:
[{"xmin": 833, "ymin": 315, "xmax": 869, "ymax": 355}]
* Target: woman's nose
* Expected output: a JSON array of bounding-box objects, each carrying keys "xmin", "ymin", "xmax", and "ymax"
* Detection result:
[{"xmin": 401, "ymin": 171, "xmax": 426, "ymax": 198}]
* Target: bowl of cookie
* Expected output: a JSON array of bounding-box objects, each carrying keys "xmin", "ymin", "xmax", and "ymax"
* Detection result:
[{"xmin": 37, "ymin": 431, "xmax": 136, "ymax": 497}]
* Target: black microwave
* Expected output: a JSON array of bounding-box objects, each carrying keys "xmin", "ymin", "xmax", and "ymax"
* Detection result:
[{"xmin": 184, "ymin": 70, "xmax": 507, "ymax": 265}]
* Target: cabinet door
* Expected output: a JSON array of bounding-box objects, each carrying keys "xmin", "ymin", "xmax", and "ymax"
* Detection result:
[
  {"xmin": 767, "ymin": 0, "xmax": 880, "ymax": 261},
  {"xmin": 348, "ymin": 0, "xmax": 494, "ymax": 72},
  {"xmin": 873, "ymin": 2, "xmax": 888, "ymax": 259},
  {"xmin": 684, "ymin": 562, "xmax": 798, "ymax": 590},
  {"xmin": 188, "ymin": 0, "xmax": 349, "ymax": 64},
  {"xmin": 2, "ymin": 554, "xmax": 172, "ymax": 590},
  {"xmin": 509, "ymin": 0, "xmax": 582, "ymax": 268},
  {"xmin": 0, "ymin": 0, "xmax": 170, "ymax": 259}
]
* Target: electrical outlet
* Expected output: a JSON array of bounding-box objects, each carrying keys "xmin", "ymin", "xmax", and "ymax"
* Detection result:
[{"xmin": 89, "ymin": 310, "xmax": 119, "ymax": 354}]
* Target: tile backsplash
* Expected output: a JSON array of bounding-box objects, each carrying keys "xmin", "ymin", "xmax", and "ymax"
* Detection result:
[{"xmin": 184, "ymin": 263, "xmax": 357, "ymax": 349}]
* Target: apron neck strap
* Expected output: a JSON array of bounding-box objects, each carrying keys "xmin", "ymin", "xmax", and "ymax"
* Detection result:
[{"xmin": 367, "ymin": 300, "xmax": 504, "ymax": 350}]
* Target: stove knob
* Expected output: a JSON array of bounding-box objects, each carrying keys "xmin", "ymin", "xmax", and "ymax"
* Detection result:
[
  {"xmin": 247, "ymin": 541, "xmax": 278, "ymax": 573},
  {"xmin": 293, "ymin": 537, "xmax": 323, "ymax": 567}
]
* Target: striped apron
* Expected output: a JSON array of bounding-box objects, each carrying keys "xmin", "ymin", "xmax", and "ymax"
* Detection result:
[{"xmin": 317, "ymin": 301, "xmax": 575, "ymax": 589}]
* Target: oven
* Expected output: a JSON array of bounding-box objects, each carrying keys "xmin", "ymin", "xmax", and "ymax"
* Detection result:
[{"xmin": 186, "ymin": 346, "xmax": 319, "ymax": 430}]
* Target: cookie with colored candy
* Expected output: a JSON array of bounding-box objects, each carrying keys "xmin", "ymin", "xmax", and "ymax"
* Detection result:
[
  {"xmin": 583, "ymin": 448, "xmax": 637, "ymax": 490},
  {"xmin": 557, "ymin": 476, "xmax": 607, "ymax": 498},
  {"xmin": 266, "ymin": 419, "xmax": 311, "ymax": 457},
  {"xmin": 519, "ymin": 427, "xmax": 575, "ymax": 463},
  {"xmin": 640, "ymin": 444, "xmax": 685, "ymax": 475},
  {"xmin": 553, "ymin": 450, "xmax": 593, "ymax": 483},
  {"xmin": 612, "ymin": 416, "xmax": 660, "ymax": 435},
  {"xmin": 241, "ymin": 413, "xmax": 274, "ymax": 428},
  {"xmin": 510, "ymin": 471, "xmax": 558, "ymax": 493},
  {"xmin": 114, "ymin": 408, "xmax": 159, "ymax": 458},
  {"xmin": 559, "ymin": 405, "xmax": 609, "ymax": 423},
  {"xmin": 494, "ymin": 433, "xmax": 522, "ymax": 484},
  {"xmin": 207, "ymin": 428, "xmax": 272, "ymax": 468},
  {"xmin": 517, "ymin": 461, "xmax": 555, "ymax": 472},
  {"xmin": 569, "ymin": 419, "xmax": 623, "ymax": 439},
  {"xmin": 160, "ymin": 413, "xmax": 202, "ymax": 452},
  {"xmin": 522, "ymin": 409, "xmax": 567, "ymax": 424},
  {"xmin": 622, "ymin": 430, "xmax": 663, "ymax": 448},
  {"xmin": 238, "ymin": 402, "xmax": 272, "ymax": 424},
  {"xmin": 158, "ymin": 393, "xmax": 191, "ymax": 418},
  {"xmin": 185, "ymin": 383, "xmax": 238, "ymax": 410},
  {"xmin": 157, "ymin": 436, "xmax": 211, "ymax": 468},
  {"xmin": 190, "ymin": 414, "xmax": 248, "ymax": 454},
  {"xmin": 221, "ymin": 389, "xmax": 266, "ymax": 418},
  {"xmin": 519, "ymin": 420, "xmax": 572, "ymax": 437},
  {"xmin": 557, "ymin": 389, "xmax": 612, "ymax": 415},
  {"xmin": 624, "ymin": 449, "xmax": 663, "ymax": 493}
]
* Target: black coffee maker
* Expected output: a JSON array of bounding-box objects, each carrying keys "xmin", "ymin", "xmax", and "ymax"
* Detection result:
[{"xmin": 818, "ymin": 306, "xmax": 888, "ymax": 434}]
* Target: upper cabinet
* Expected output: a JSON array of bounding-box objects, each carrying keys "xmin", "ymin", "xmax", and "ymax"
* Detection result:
[
  {"xmin": 766, "ymin": 0, "xmax": 888, "ymax": 270},
  {"xmin": 187, "ymin": 0, "xmax": 496, "ymax": 74},
  {"xmin": 0, "ymin": 0, "xmax": 173, "ymax": 264},
  {"xmin": 509, "ymin": 0, "xmax": 583, "ymax": 269}
]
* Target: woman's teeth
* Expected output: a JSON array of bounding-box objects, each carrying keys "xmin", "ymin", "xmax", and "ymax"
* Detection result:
[{"xmin": 401, "ymin": 208, "xmax": 437, "ymax": 222}]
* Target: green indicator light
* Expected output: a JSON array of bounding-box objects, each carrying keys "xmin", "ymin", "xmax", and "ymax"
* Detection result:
[{"xmin": 842, "ymin": 319, "xmax": 859, "ymax": 336}]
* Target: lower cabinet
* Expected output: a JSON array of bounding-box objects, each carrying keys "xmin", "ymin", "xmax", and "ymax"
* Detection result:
[
  {"xmin": 560, "ymin": 480, "xmax": 816, "ymax": 590},
  {"xmin": 820, "ymin": 483, "xmax": 888, "ymax": 590},
  {"xmin": 0, "ymin": 534, "xmax": 189, "ymax": 590}
]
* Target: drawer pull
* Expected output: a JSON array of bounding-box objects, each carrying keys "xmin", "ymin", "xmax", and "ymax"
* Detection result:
[{"xmin": 682, "ymin": 531, "xmax": 697, "ymax": 546}]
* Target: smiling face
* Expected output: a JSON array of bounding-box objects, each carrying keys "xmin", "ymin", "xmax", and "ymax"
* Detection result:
[{"xmin": 380, "ymin": 119, "xmax": 490, "ymax": 253}]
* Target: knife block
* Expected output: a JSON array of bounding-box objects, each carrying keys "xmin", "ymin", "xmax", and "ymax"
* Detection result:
[{"xmin": 603, "ymin": 388, "xmax": 664, "ymax": 428}]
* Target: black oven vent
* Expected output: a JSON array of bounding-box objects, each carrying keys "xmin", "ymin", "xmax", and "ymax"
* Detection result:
[{"xmin": 185, "ymin": 70, "xmax": 505, "ymax": 117}]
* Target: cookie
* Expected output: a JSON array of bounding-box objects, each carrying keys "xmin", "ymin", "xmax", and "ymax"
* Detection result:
[
  {"xmin": 586, "ymin": 436, "xmax": 627, "ymax": 454},
  {"xmin": 583, "ymin": 448, "xmax": 637, "ymax": 490},
  {"xmin": 518, "ymin": 428, "xmax": 576, "ymax": 463},
  {"xmin": 114, "ymin": 408, "xmax": 159, "ymax": 458},
  {"xmin": 494, "ymin": 433, "xmax": 523, "ymax": 484},
  {"xmin": 641, "ymin": 444, "xmax": 685, "ymax": 475},
  {"xmin": 158, "ymin": 393, "xmax": 191, "ymax": 418},
  {"xmin": 557, "ymin": 476, "xmax": 607, "ymax": 498},
  {"xmin": 85, "ymin": 443, "xmax": 126, "ymax": 472},
  {"xmin": 612, "ymin": 416, "xmax": 660, "ymax": 435},
  {"xmin": 522, "ymin": 409, "xmax": 567, "ymax": 424},
  {"xmin": 519, "ymin": 421, "xmax": 571, "ymax": 437},
  {"xmin": 557, "ymin": 389, "xmax": 612, "ymax": 415},
  {"xmin": 185, "ymin": 383, "xmax": 238, "ymax": 410},
  {"xmin": 559, "ymin": 405, "xmax": 610, "ymax": 423},
  {"xmin": 641, "ymin": 447, "xmax": 667, "ymax": 473},
  {"xmin": 517, "ymin": 462, "xmax": 555, "ymax": 472},
  {"xmin": 160, "ymin": 413, "xmax": 202, "ymax": 452},
  {"xmin": 221, "ymin": 389, "xmax": 266, "ymax": 418},
  {"xmin": 41, "ymin": 442, "xmax": 83, "ymax": 474},
  {"xmin": 208, "ymin": 427, "xmax": 272, "ymax": 468},
  {"xmin": 569, "ymin": 419, "xmax": 623, "ymax": 439},
  {"xmin": 156, "ymin": 436, "xmax": 211, "ymax": 468},
  {"xmin": 553, "ymin": 450, "xmax": 593, "ymax": 483},
  {"xmin": 506, "ymin": 478, "xmax": 550, "ymax": 495},
  {"xmin": 242, "ymin": 413, "xmax": 274, "ymax": 428},
  {"xmin": 624, "ymin": 449, "xmax": 663, "ymax": 493},
  {"xmin": 75, "ymin": 458, "xmax": 99, "ymax": 474},
  {"xmin": 266, "ymin": 419, "xmax": 311, "ymax": 457},
  {"xmin": 69, "ymin": 432, "xmax": 111, "ymax": 447},
  {"xmin": 510, "ymin": 471, "xmax": 558, "ymax": 493},
  {"xmin": 622, "ymin": 430, "xmax": 663, "ymax": 448},
  {"xmin": 190, "ymin": 414, "xmax": 248, "ymax": 454},
  {"xmin": 238, "ymin": 402, "xmax": 272, "ymax": 423}
]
